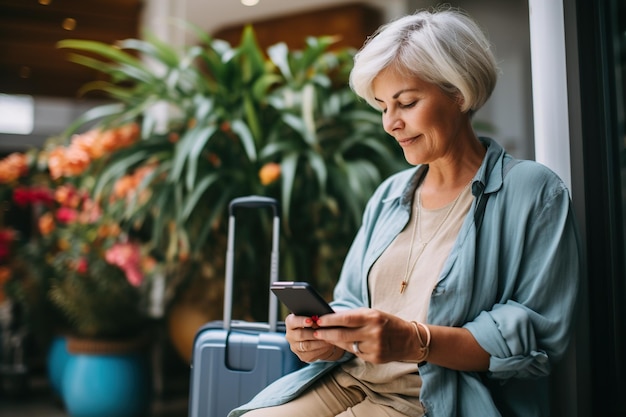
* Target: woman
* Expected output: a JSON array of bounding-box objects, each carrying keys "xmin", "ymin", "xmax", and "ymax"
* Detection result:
[{"xmin": 229, "ymin": 7, "xmax": 581, "ymax": 417}]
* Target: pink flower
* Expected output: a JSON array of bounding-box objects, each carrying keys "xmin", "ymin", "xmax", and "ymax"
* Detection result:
[
  {"xmin": 75, "ymin": 257, "xmax": 89, "ymax": 274},
  {"xmin": 31, "ymin": 187, "xmax": 55, "ymax": 206},
  {"xmin": 12, "ymin": 187, "xmax": 32, "ymax": 207},
  {"xmin": 56, "ymin": 207, "xmax": 78, "ymax": 224},
  {"xmin": 124, "ymin": 267, "xmax": 144, "ymax": 287},
  {"xmin": 0, "ymin": 229, "xmax": 16, "ymax": 262},
  {"xmin": 105, "ymin": 242, "xmax": 144, "ymax": 287},
  {"xmin": 12, "ymin": 186, "xmax": 55, "ymax": 207},
  {"xmin": 78, "ymin": 198, "xmax": 102, "ymax": 224}
]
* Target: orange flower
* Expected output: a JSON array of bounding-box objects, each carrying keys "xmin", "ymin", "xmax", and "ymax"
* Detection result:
[
  {"xmin": 115, "ymin": 123, "xmax": 140, "ymax": 148},
  {"xmin": 99, "ymin": 129, "xmax": 118, "ymax": 153},
  {"xmin": 38, "ymin": 212, "xmax": 56, "ymax": 236},
  {"xmin": 259, "ymin": 162, "xmax": 281, "ymax": 185},
  {"xmin": 142, "ymin": 256, "xmax": 157, "ymax": 273},
  {"xmin": 62, "ymin": 145, "xmax": 91, "ymax": 177},
  {"xmin": 46, "ymin": 147, "xmax": 67, "ymax": 180},
  {"xmin": 55, "ymin": 184, "xmax": 82, "ymax": 208},
  {"xmin": 207, "ymin": 153, "xmax": 221, "ymax": 167},
  {"xmin": 219, "ymin": 121, "xmax": 231, "ymax": 133},
  {"xmin": 112, "ymin": 176, "xmax": 135, "ymax": 200},
  {"xmin": 168, "ymin": 132, "xmax": 180, "ymax": 143},
  {"xmin": 57, "ymin": 238, "xmax": 70, "ymax": 251},
  {"xmin": 112, "ymin": 165, "xmax": 155, "ymax": 203},
  {"xmin": 96, "ymin": 222, "xmax": 121, "ymax": 239},
  {"xmin": 0, "ymin": 266, "xmax": 11, "ymax": 302},
  {"xmin": 46, "ymin": 145, "xmax": 90, "ymax": 179},
  {"xmin": 71, "ymin": 130, "xmax": 106, "ymax": 160},
  {"xmin": 0, "ymin": 153, "xmax": 28, "ymax": 184}
]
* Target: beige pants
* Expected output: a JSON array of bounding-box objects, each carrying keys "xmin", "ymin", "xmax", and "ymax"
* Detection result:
[{"xmin": 242, "ymin": 372, "xmax": 412, "ymax": 417}]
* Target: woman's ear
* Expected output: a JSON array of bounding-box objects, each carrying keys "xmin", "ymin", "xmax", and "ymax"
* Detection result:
[{"xmin": 455, "ymin": 93, "xmax": 465, "ymax": 108}]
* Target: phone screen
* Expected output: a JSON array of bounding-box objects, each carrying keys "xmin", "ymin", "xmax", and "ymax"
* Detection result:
[{"xmin": 270, "ymin": 281, "xmax": 334, "ymax": 318}]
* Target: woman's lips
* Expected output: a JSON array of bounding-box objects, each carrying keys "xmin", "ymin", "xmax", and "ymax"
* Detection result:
[{"xmin": 397, "ymin": 135, "xmax": 421, "ymax": 147}]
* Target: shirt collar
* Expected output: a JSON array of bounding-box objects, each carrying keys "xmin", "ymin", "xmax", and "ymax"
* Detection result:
[
  {"xmin": 387, "ymin": 137, "xmax": 506, "ymax": 208},
  {"xmin": 471, "ymin": 137, "xmax": 506, "ymax": 197}
]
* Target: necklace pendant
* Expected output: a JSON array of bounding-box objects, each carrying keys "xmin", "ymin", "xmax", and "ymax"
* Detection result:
[{"xmin": 400, "ymin": 280, "xmax": 407, "ymax": 294}]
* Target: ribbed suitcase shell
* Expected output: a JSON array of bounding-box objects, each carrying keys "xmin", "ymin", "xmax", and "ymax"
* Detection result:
[{"xmin": 187, "ymin": 196, "xmax": 303, "ymax": 417}]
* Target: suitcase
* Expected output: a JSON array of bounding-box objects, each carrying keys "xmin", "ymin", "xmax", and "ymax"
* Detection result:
[{"xmin": 188, "ymin": 195, "xmax": 304, "ymax": 417}]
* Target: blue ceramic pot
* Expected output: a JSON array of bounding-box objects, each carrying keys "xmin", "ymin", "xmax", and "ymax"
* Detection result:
[
  {"xmin": 46, "ymin": 335, "xmax": 70, "ymax": 397},
  {"xmin": 61, "ymin": 337, "xmax": 152, "ymax": 417}
]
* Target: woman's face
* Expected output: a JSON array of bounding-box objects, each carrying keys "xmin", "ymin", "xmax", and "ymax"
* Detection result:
[{"xmin": 372, "ymin": 67, "xmax": 470, "ymax": 166}]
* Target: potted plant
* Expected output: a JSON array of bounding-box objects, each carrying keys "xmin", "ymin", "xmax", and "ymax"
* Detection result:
[
  {"xmin": 0, "ymin": 125, "xmax": 158, "ymax": 417},
  {"xmin": 1, "ymin": 23, "xmax": 408, "ymax": 369},
  {"xmin": 54, "ymin": 25, "xmax": 407, "ymax": 328}
]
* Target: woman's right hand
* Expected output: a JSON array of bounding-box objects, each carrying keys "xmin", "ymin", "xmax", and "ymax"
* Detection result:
[{"xmin": 285, "ymin": 313, "xmax": 342, "ymax": 362}]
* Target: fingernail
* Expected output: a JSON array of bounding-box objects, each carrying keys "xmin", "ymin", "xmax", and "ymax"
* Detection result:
[{"xmin": 305, "ymin": 318, "xmax": 312, "ymax": 324}]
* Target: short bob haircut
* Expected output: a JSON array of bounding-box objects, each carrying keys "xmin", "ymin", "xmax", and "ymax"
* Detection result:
[{"xmin": 349, "ymin": 8, "xmax": 498, "ymax": 116}]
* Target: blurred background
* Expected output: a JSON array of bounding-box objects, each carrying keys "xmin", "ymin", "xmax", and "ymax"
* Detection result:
[
  {"xmin": 0, "ymin": 1, "xmax": 543, "ymax": 416},
  {"xmin": 0, "ymin": 0, "xmax": 534, "ymax": 159}
]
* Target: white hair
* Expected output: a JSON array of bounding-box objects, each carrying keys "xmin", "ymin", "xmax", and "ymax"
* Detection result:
[{"xmin": 349, "ymin": 8, "xmax": 498, "ymax": 115}]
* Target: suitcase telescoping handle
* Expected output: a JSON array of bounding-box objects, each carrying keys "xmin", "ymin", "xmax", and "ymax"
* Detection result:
[{"xmin": 223, "ymin": 196, "xmax": 280, "ymax": 332}]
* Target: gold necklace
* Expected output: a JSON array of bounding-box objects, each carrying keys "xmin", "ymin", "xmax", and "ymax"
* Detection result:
[{"xmin": 400, "ymin": 182, "xmax": 471, "ymax": 294}]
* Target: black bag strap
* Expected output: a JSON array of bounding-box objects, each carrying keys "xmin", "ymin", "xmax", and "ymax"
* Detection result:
[{"xmin": 474, "ymin": 158, "xmax": 521, "ymax": 231}]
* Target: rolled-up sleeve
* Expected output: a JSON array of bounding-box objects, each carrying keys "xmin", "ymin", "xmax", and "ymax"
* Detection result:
[{"xmin": 464, "ymin": 172, "xmax": 581, "ymax": 380}]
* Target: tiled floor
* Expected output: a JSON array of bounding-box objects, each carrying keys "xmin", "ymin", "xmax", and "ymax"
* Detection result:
[
  {"xmin": 0, "ymin": 345, "xmax": 191, "ymax": 417},
  {"xmin": 0, "ymin": 329, "xmax": 191, "ymax": 417},
  {"xmin": 0, "ymin": 372, "xmax": 189, "ymax": 417}
]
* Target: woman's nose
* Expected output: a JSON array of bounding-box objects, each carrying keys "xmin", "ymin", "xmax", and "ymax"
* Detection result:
[{"xmin": 383, "ymin": 111, "xmax": 404, "ymax": 133}]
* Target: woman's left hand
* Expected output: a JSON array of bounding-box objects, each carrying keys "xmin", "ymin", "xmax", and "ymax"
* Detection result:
[{"xmin": 313, "ymin": 308, "xmax": 418, "ymax": 364}]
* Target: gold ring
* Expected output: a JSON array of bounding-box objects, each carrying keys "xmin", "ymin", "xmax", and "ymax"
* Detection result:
[{"xmin": 299, "ymin": 341, "xmax": 305, "ymax": 352}]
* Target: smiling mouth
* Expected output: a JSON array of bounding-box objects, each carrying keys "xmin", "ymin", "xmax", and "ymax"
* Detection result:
[{"xmin": 397, "ymin": 135, "xmax": 421, "ymax": 147}]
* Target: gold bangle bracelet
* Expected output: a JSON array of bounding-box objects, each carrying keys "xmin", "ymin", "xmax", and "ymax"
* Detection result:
[{"xmin": 410, "ymin": 321, "xmax": 431, "ymax": 363}]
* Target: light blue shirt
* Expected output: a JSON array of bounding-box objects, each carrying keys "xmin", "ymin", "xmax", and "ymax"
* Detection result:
[{"xmin": 229, "ymin": 138, "xmax": 582, "ymax": 417}]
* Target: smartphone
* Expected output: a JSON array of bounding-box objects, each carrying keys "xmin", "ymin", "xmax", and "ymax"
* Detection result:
[{"xmin": 270, "ymin": 281, "xmax": 334, "ymax": 319}]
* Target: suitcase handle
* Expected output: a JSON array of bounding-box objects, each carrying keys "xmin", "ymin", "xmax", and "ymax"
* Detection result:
[
  {"xmin": 229, "ymin": 195, "xmax": 280, "ymax": 217},
  {"xmin": 224, "ymin": 196, "xmax": 280, "ymax": 332}
]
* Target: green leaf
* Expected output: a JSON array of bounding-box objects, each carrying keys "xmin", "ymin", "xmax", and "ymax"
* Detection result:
[
  {"xmin": 57, "ymin": 39, "xmax": 144, "ymax": 68},
  {"xmin": 120, "ymin": 36, "xmax": 179, "ymax": 68},
  {"xmin": 186, "ymin": 125, "xmax": 218, "ymax": 190},
  {"xmin": 61, "ymin": 103, "xmax": 126, "ymax": 139},
  {"xmin": 282, "ymin": 113, "xmax": 312, "ymax": 145},
  {"xmin": 230, "ymin": 119, "xmax": 257, "ymax": 162},
  {"xmin": 301, "ymin": 83, "xmax": 317, "ymax": 145},
  {"xmin": 169, "ymin": 18, "xmax": 215, "ymax": 48},
  {"xmin": 189, "ymin": 191, "xmax": 230, "ymax": 254},
  {"xmin": 75, "ymin": 81, "xmax": 134, "ymax": 101},
  {"xmin": 181, "ymin": 173, "xmax": 219, "ymax": 220},
  {"xmin": 238, "ymin": 26, "xmax": 266, "ymax": 83},
  {"xmin": 92, "ymin": 150, "xmax": 152, "ymax": 198},
  {"xmin": 170, "ymin": 125, "xmax": 216, "ymax": 184},
  {"xmin": 280, "ymin": 152, "xmax": 299, "ymax": 224},
  {"xmin": 252, "ymin": 73, "xmax": 283, "ymax": 101},
  {"xmin": 267, "ymin": 42, "xmax": 292, "ymax": 81},
  {"xmin": 242, "ymin": 93, "xmax": 261, "ymax": 141},
  {"xmin": 124, "ymin": 160, "xmax": 173, "ymax": 219},
  {"xmin": 306, "ymin": 149, "xmax": 327, "ymax": 196},
  {"xmin": 258, "ymin": 141, "xmax": 299, "ymax": 159}
]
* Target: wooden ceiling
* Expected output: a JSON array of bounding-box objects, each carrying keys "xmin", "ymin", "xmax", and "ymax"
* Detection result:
[
  {"xmin": 214, "ymin": 3, "xmax": 381, "ymax": 53},
  {"xmin": 0, "ymin": 0, "xmax": 142, "ymax": 98},
  {"xmin": 0, "ymin": 1, "xmax": 381, "ymax": 99}
]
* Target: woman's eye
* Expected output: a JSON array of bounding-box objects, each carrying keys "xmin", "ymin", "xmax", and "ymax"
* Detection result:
[{"xmin": 400, "ymin": 101, "xmax": 417, "ymax": 109}]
